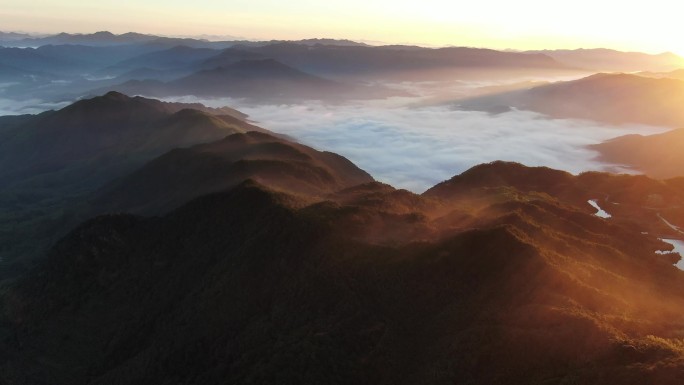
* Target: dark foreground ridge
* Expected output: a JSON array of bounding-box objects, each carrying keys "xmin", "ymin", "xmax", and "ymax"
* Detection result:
[
  {"xmin": 0, "ymin": 92, "xmax": 262, "ymax": 275},
  {"xmin": 3, "ymin": 159, "xmax": 684, "ymax": 384}
]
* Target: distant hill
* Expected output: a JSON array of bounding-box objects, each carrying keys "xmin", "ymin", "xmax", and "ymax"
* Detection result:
[
  {"xmin": 526, "ymin": 48, "xmax": 684, "ymax": 72},
  {"xmin": 0, "ymin": 31, "xmax": 374, "ymax": 49},
  {"xmin": 592, "ymin": 128, "xmax": 684, "ymax": 179},
  {"xmin": 104, "ymin": 45, "xmax": 220, "ymax": 75},
  {"xmin": 458, "ymin": 73, "xmax": 684, "ymax": 127},
  {"xmin": 197, "ymin": 47, "xmax": 268, "ymax": 70},
  {"xmin": 103, "ymin": 58, "xmax": 399, "ymax": 101},
  {"xmin": 171, "ymin": 59, "xmax": 346, "ymax": 98},
  {"xmin": 637, "ymin": 68, "xmax": 684, "ymax": 81},
  {"xmin": 14, "ymin": 31, "xmax": 157, "ymax": 47},
  {"xmin": 5, "ymin": 161, "xmax": 684, "ymax": 383},
  {"xmin": 34, "ymin": 44, "xmax": 159, "ymax": 72},
  {"xmin": 0, "ymin": 46, "xmax": 72, "ymax": 74},
  {"xmin": 231, "ymin": 43, "xmax": 573, "ymax": 80},
  {"xmin": 0, "ymin": 31, "xmax": 33, "ymax": 41},
  {"xmin": 284, "ymin": 38, "xmax": 368, "ymax": 47}
]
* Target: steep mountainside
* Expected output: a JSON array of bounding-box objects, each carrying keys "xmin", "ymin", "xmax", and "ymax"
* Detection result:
[
  {"xmin": 425, "ymin": 161, "xmax": 684, "ymax": 238},
  {"xmin": 0, "ymin": 92, "xmax": 258, "ymax": 276},
  {"xmin": 0, "ymin": 91, "xmax": 252, "ymax": 189},
  {"xmin": 91, "ymin": 131, "xmax": 373, "ymax": 215},
  {"xmin": 3, "ymin": 161, "xmax": 684, "ymax": 384},
  {"xmin": 458, "ymin": 73, "xmax": 684, "ymax": 127},
  {"xmin": 592, "ymin": 128, "xmax": 684, "ymax": 179}
]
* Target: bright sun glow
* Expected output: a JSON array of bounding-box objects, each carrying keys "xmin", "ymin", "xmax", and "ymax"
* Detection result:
[{"xmin": 1, "ymin": 0, "xmax": 683, "ymax": 54}]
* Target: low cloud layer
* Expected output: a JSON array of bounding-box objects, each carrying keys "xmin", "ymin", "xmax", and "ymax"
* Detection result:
[
  {"xmin": 0, "ymin": 84, "xmax": 669, "ymax": 193},
  {"xmin": 0, "ymin": 97, "xmax": 71, "ymax": 115},
  {"xmin": 168, "ymin": 96, "xmax": 667, "ymax": 192}
]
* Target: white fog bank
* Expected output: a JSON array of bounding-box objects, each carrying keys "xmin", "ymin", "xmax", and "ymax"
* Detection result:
[{"xmin": 166, "ymin": 96, "xmax": 667, "ymax": 192}]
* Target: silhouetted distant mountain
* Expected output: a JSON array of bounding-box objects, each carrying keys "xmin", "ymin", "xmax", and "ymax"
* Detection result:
[
  {"xmin": 526, "ymin": 48, "xmax": 684, "ymax": 72},
  {"xmin": 231, "ymin": 43, "xmax": 572, "ymax": 79},
  {"xmin": 0, "ymin": 47, "xmax": 72, "ymax": 74},
  {"xmin": 4, "ymin": 161, "xmax": 684, "ymax": 384},
  {"xmin": 0, "ymin": 31, "xmax": 376, "ymax": 50},
  {"xmin": 34, "ymin": 44, "xmax": 159, "ymax": 73},
  {"xmin": 637, "ymin": 68, "xmax": 684, "ymax": 81},
  {"xmin": 172, "ymin": 59, "xmax": 343, "ymax": 97},
  {"xmin": 104, "ymin": 45, "xmax": 220, "ymax": 75},
  {"xmin": 274, "ymin": 38, "xmax": 369, "ymax": 47},
  {"xmin": 0, "ymin": 31, "xmax": 33, "ymax": 41},
  {"xmin": 17, "ymin": 31, "xmax": 157, "ymax": 47},
  {"xmin": 197, "ymin": 47, "xmax": 268, "ymax": 70},
  {"xmin": 593, "ymin": 128, "xmax": 684, "ymax": 179},
  {"xmin": 104, "ymin": 59, "xmax": 399, "ymax": 101},
  {"xmin": 458, "ymin": 73, "xmax": 684, "ymax": 126}
]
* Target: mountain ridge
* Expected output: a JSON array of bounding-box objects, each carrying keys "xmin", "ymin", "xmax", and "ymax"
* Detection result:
[
  {"xmin": 4, "ymin": 160, "xmax": 684, "ymax": 384},
  {"xmin": 457, "ymin": 73, "xmax": 684, "ymax": 127}
]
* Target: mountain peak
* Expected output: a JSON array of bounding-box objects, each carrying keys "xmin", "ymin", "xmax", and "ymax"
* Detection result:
[
  {"xmin": 102, "ymin": 90, "xmax": 131, "ymax": 101},
  {"xmin": 92, "ymin": 31, "xmax": 115, "ymax": 37}
]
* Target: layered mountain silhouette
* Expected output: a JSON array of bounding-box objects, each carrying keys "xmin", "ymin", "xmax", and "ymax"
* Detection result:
[
  {"xmin": 103, "ymin": 59, "xmax": 397, "ymax": 101},
  {"xmin": 0, "ymin": 47, "xmax": 73, "ymax": 75},
  {"xmin": 8, "ymin": 31, "xmax": 158, "ymax": 47},
  {"xmin": 103, "ymin": 45, "xmax": 220, "ymax": 76},
  {"xmin": 0, "ymin": 31, "xmax": 370, "ymax": 49},
  {"xmin": 593, "ymin": 128, "xmax": 684, "ymax": 179},
  {"xmin": 458, "ymin": 73, "xmax": 684, "ymax": 126},
  {"xmin": 3, "ymin": 160, "xmax": 684, "ymax": 384},
  {"xmin": 637, "ymin": 68, "xmax": 684, "ymax": 81},
  {"xmin": 196, "ymin": 47, "xmax": 268, "ymax": 70},
  {"xmin": 0, "ymin": 35, "xmax": 609, "ymax": 106},
  {"xmin": 525, "ymin": 48, "xmax": 684, "ymax": 72},
  {"xmin": 225, "ymin": 43, "xmax": 572, "ymax": 80}
]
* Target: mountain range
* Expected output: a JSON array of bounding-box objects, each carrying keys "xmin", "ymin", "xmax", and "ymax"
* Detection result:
[
  {"xmin": 3, "ymin": 31, "xmax": 684, "ymax": 109},
  {"xmin": 0, "ymin": 92, "xmax": 257, "ymax": 276},
  {"xmin": 102, "ymin": 58, "xmax": 398, "ymax": 101},
  {"xmin": 525, "ymin": 48, "xmax": 684, "ymax": 72},
  {"xmin": 2, "ymin": 35, "xmax": 684, "ymax": 383},
  {"xmin": 592, "ymin": 128, "xmax": 684, "ymax": 179},
  {"xmin": 3, "ymin": 157, "xmax": 684, "ymax": 383},
  {"xmin": 458, "ymin": 73, "xmax": 684, "ymax": 127}
]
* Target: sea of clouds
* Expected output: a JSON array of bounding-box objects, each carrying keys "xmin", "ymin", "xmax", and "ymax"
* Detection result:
[
  {"xmin": 0, "ymin": 81, "xmax": 669, "ymax": 192},
  {"xmin": 164, "ymin": 95, "xmax": 668, "ymax": 192}
]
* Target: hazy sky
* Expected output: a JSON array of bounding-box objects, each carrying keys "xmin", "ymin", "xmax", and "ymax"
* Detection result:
[{"xmin": 1, "ymin": 0, "xmax": 682, "ymax": 54}]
